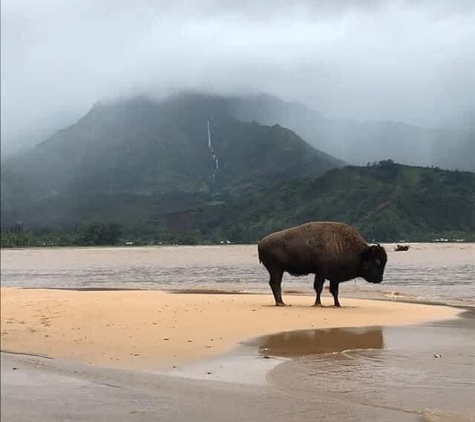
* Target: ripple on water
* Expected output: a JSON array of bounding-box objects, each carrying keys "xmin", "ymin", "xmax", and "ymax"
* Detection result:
[
  {"xmin": 1, "ymin": 244, "xmax": 473, "ymax": 308},
  {"xmin": 264, "ymin": 324, "xmax": 475, "ymax": 421}
]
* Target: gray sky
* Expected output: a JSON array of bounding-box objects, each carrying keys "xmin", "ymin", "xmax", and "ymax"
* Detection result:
[{"xmin": 2, "ymin": 0, "xmax": 474, "ymax": 153}]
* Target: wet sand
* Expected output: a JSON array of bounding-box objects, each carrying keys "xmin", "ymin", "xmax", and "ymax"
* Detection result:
[{"xmin": 0, "ymin": 351, "xmax": 420, "ymax": 422}]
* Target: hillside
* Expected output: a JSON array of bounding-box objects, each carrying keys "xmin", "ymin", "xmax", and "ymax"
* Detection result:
[
  {"xmin": 193, "ymin": 161, "xmax": 475, "ymax": 243},
  {"xmin": 2, "ymin": 161, "xmax": 474, "ymax": 245},
  {"xmin": 230, "ymin": 93, "xmax": 475, "ymax": 171},
  {"xmin": 2, "ymin": 92, "xmax": 473, "ymax": 243},
  {"xmin": 1, "ymin": 92, "xmax": 341, "ymax": 229}
]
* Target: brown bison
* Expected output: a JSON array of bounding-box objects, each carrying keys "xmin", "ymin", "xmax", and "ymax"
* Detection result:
[{"xmin": 258, "ymin": 222, "xmax": 388, "ymax": 307}]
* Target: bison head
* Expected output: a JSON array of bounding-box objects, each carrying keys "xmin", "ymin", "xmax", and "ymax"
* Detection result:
[{"xmin": 360, "ymin": 244, "xmax": 387, "ymax": 283}]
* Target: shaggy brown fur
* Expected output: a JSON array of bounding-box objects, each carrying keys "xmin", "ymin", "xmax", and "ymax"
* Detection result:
[{"xmin": 258, "ymin": 222, "xmax": 387, "ymax": 307}]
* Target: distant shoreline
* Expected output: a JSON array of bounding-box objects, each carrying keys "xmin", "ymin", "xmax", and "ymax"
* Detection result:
[{"xmin": 2, "ymin": 240, "xmax": 474, "ymax": 250}]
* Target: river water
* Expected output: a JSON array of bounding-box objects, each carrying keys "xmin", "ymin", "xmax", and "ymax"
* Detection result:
[
  {"xmin": 252, "ymin": 314, "xmax": 475, "ymax": 422},
  {"xmin": 1, "ymin": 243, "xmax": 474, "ymax": 421},
  {"xmin": 1, "ymin": 243, "xmax": 474, "ymax": 307}
]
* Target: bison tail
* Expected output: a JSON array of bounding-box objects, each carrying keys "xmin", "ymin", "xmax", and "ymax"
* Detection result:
[{"xmin": 257, "ymin": 244, "xmax": 266, "ymax": 264}]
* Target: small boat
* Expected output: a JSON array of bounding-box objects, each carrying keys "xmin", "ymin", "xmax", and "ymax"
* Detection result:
[{"xmin": 395, "ymin": 244, "xmax": 410, "ymax": 252}]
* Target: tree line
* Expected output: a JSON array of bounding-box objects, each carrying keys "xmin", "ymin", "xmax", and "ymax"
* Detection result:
[{"xmin": 1, "ymin": 222, "xmax": 122, "ymax": 248}]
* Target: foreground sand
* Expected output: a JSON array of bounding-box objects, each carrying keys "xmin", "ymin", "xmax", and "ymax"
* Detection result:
[{"xmin": 1, "ymin": 287, "xmax": 459, "ymax": 369}]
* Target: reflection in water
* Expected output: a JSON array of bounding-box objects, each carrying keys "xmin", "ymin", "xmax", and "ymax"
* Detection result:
[
  {"xmin": 257, "ymin": 327, "xmax": 384, "ymax": 358},
  {"xmin": 267, "ymin": 323, "xmax": 475, "ymax": 422}
]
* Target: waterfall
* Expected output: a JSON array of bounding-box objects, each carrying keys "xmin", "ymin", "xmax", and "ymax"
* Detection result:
[{"xmin": 207, "ymin": 120, "xmax": 219, "ymax": 178}]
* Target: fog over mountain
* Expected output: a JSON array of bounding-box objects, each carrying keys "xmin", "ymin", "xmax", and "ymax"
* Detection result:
[
  {"xmin": 2, "ymin": 0, "xmax": 474, "ymax": 157},
  {"xmin": 230, "ymin": 93, "xmax": 475, "ymax": 170}
]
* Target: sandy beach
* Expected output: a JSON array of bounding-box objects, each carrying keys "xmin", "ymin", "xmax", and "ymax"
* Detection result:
[{"xmin": 0, "ymin": 287, "xmax": 459, "ymax": 369}]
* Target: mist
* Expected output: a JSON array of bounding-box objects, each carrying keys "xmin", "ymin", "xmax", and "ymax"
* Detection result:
[{"xmin": 2, "ymin": 0, "xmax": 474, "ymax": 155}]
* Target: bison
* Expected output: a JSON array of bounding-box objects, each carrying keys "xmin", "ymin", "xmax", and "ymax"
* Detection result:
[{"xmin": 258, "ymin": 222, "xmax": 387, "ymax": 307}]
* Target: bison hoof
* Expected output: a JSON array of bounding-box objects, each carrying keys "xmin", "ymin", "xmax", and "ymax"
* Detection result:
[
  {"xmin": 314, "ymin": 302, "xmax": 323, "ymax": 307},
  {"xmin": 275, "ymin": 302, "xmax": 287, "ymax": 307}
]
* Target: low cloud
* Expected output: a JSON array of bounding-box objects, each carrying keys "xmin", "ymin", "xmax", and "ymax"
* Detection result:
[{"xmin": 2, "ymin": 0, "xmax": 474, "ymax": 153}]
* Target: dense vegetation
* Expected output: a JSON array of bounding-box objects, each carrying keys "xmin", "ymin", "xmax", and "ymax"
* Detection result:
[
  {"xmin": 2, "ymin": 161, "xmax": 474, "ymax": 247},
  {"xmin": 1, "ymin": 222, "xmax": 121, "ymax": 248},
  {"xmin": 193, "ymin": 160, "xmax": 475, "ymax": 243}
]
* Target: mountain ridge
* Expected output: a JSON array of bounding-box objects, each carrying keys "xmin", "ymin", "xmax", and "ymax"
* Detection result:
[
  {"xmin": 1, "ymin": 92, "xmax": 342, "ymax": 229},
  {"xmin": 228, "ymin": 92, "xmax": 475, "ymax": 171},
  {"xmin": 4, "ymin": 90, "xmax": 472, "ymax": 171}
]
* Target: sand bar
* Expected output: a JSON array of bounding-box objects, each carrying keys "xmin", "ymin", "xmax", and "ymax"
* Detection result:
[{"xmin": 0, "ymin": 287, "xmax": 459, "ymax": 369}]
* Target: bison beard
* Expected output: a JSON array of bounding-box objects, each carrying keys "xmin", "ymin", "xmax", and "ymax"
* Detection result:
[{"xmin": 258, "ymin": 221, "xmax": 388, "ymax": 307}]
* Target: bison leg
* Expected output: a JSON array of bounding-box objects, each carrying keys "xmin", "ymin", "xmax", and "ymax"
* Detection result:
[
  {"xmin": 329, "ymin": 280, "xmax": 341, "ymax": 307},
  {"xmin": 269, "ymin": 269, "xmax": 285, "ymax": 306},
  {"xmin": 313, "ymin": 276, "xmax": 325, "ymax": 306}
]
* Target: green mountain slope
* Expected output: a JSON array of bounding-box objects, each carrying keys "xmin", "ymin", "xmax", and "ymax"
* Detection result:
[
  {"xmin": 194, "ymin": 161, "xmax": 475, "ymax": 242},
  {"xmin": 2, "ymin": 161, "xmax": 473, "ymax": 245},
  {"xmin": 1, "ymin": 92, "xmax": 341, "ymax": 229}
]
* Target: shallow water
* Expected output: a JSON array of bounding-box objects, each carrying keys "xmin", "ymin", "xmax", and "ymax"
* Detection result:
[
  {"xmin": 1, "ymin": 243, "xmax": 474, "ymax": 421},
  {"xmin": 1, "ymin": 243, "xmax": 474, "ymax": 307},
  {"xmin": 263, "ymin": 316, "xmax": 475, "ymax": 421},
  {"xmin": 256, "ymin": 326, "xmax": 385, "ymax": 357}
]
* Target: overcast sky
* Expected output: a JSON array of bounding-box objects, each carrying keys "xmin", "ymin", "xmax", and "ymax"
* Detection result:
[{"xmin": 2, "ymin": 0, "xmax": 474, "ymax": 153}]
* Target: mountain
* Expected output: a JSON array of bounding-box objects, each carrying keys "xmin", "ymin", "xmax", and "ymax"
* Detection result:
[
  {"xmin": 1, "ymin": 92, "xmax": 342, "ymax": 229},
  {"xmin": 193, "ymin": 160, "xmax": 475, "ymax": 243},
  {"xmin": 3, "ymin": 91, "xmax": 472, "ymax": 242},
  {"xmin": 229, "ymin": 93, "xmax": 475, "ymax": 171},
  {"xmin": 3, "ymin": 160, "xmax": 474, "ymax": 244}
]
